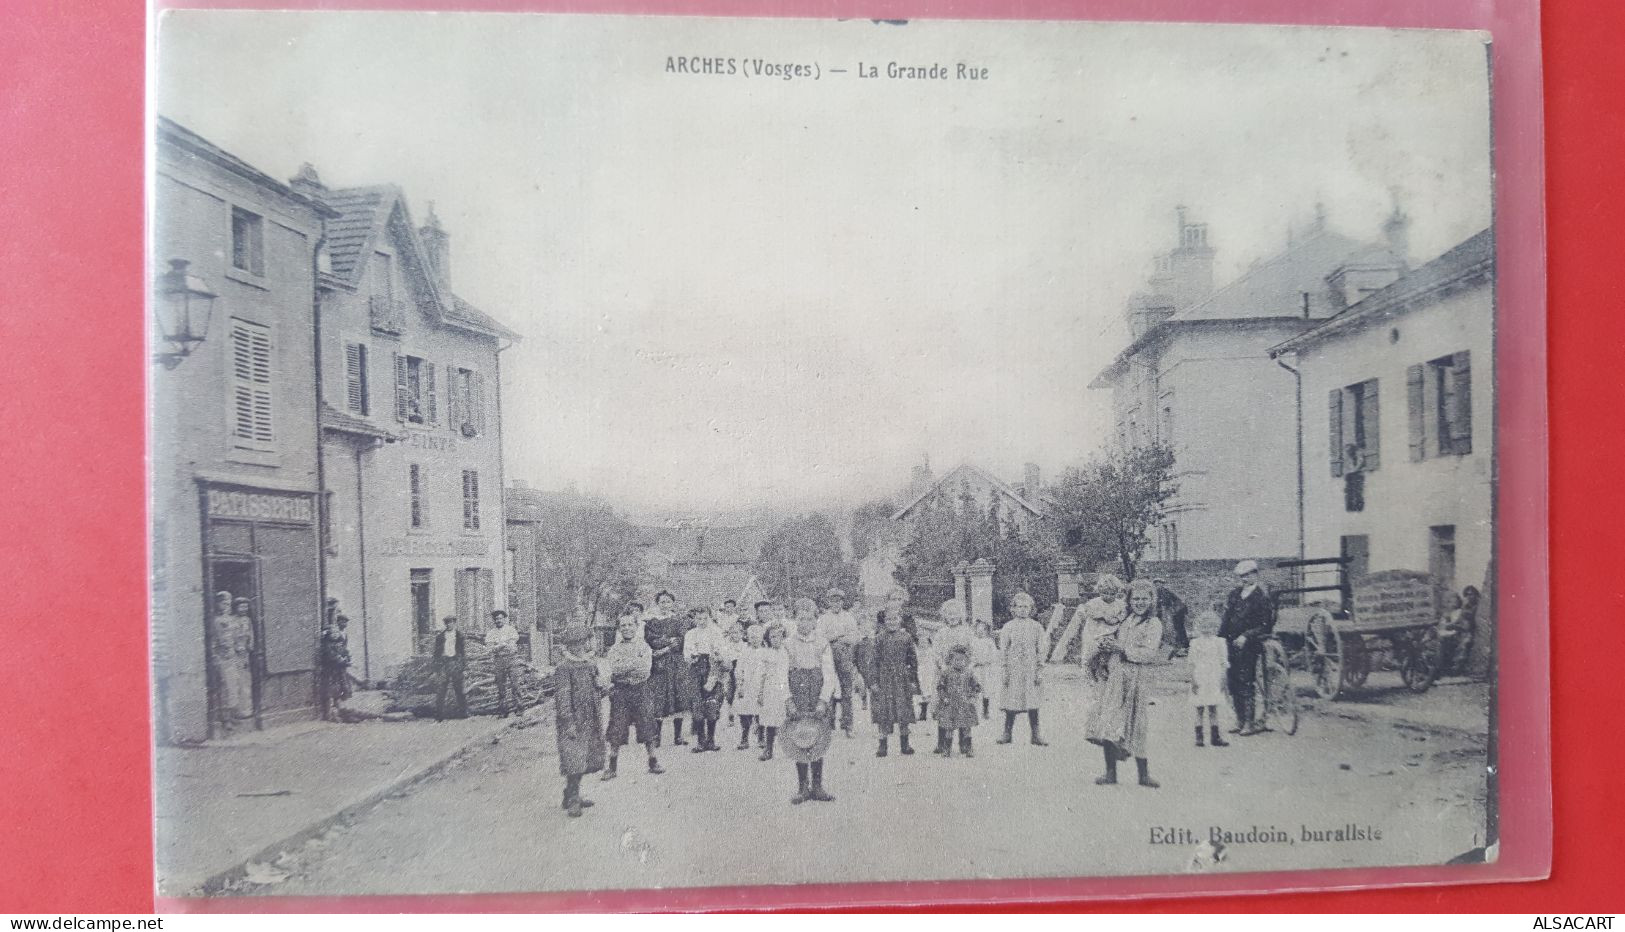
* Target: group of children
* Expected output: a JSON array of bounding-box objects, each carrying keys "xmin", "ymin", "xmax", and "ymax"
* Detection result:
[{"xmin": 545, "ymin": 586, "xmax": 1054, "ymax": 817}]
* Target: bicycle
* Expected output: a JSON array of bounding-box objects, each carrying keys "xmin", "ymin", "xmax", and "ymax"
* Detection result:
[{"xmin": 1254, "ymin": 635, "xmax": 1300, "ymax": 735}]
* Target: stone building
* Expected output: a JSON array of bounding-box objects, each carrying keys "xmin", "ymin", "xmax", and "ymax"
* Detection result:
[
  {"xmin": 1271, "ymin": 228, "xmax": 1493, "ymax": 668},
  {"xmin": 1090, "ymin": 205, "xmax": 1410, "ymax": 562},
  {"xmin": 151, "ymin": 118, "xmax": 335, "ymax": 741},
  {"xmin": 307, "ymin": 178, "xmax": 520, "ymax": 682}
]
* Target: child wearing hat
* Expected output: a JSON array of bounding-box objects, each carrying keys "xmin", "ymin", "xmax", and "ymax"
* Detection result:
[
  {"xmin": 551, "ymin": 624, "xmax": 607, "ymax": 817},
  {"xmin": 934, "ymin": 644, "xmax": 982, "ymax": 757}
]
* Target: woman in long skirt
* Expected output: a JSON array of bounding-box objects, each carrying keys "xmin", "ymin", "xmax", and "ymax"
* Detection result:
[
  {"xmin": 1084, "ymin": 579, "xmax": 1164, "ymax": 788},
  {"xmin": 643, "ymin": 591, "xmax": 690, "ymax": 746}
]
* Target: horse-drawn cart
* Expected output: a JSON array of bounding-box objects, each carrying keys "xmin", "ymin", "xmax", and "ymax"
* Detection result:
[{"xmin": 1272, "ymin": 558, "xmax": 1444, "ymax": 700}]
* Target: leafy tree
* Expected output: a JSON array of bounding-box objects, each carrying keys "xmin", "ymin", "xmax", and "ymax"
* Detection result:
[
  {"xmin": 1046, "ymin": 444, "xmax": 1179, "ymax": 583},
  {"xmin": 531, "ymin": 489, "xmax": 649, "ymax": 623},
  {"xmin": 893, "ymin": 484, "xmax": 1059, "ymax": 619},
  {"xmin": 849, "ymin": 499, "xmax": 900, "ymax": 561},
  {"xmin": 754, "ymin": 513, "xmax": 860, "ymax": 605}
]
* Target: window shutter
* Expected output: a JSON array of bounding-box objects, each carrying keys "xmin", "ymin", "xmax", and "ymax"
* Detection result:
[
  {"xmin": 1423, "ymin": 361, "xmax": 1440, "ymax": 459},
  {"xmin": 1328, "ymin": 389, "xmax": 1344, "ymax": 477},
  {"xmin": 393, "ymin": 352, "xmax": 408, "ymax": 421},
  {"xmin": 1451, "ymin": 352, "xmax": 1472, "ymax": 455},
  {"xmin": 1406, "ymin": 364, "xmax": 1425, "ymax": 462},
  {"xmin": 1361, "ymin": 379, "xmax": 1380, "ymax": 471},
  {"xmin": 447, "ymin": 367, "xmax": 463, "ymax": 433},
  {"xmin": 424, "ymin": 361, "xmax": 438, "ymax": 424},
  {"xmin": 345, "ymin": 343, "xmax": 364, "ymax": 414},
  {"xmin": 230, "ymin": 320, "xmax": 274, "ymax": 446},
  {"xmin": 472, "ymin": 372, "xmax": 486, "ymax": 434}
]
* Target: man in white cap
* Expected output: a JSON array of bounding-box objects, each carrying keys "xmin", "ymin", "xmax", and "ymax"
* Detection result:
[{"xmin": 1219, "ymin": 560, "xmax": 1274, "ymax": 736}]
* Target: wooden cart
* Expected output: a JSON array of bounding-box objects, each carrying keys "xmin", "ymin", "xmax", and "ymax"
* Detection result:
[{"xmin": 1272, "ymin": 559, "xmax": 1444, "ymax": 700}]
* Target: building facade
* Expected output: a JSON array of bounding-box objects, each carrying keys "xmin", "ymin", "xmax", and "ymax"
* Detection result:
[
  {"xmin": 309, "ymin": 181, "xmax": 519, "ymax": 681},
  {"xmin": 151, "ymin": 118, "xmax": 336, "ymax": 742},
  {"xmin": 1090, "ymin": 206, "xmax": 1409, "ymax": 562},
  {"xmin": 1273, "ymin": 229, "xmax": 1493, "ymax": 666}
]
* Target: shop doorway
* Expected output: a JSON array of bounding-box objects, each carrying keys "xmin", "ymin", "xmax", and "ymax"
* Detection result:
[
  {"xmin": 204, "ymin": 558, "xmax": 262, "ymax": 736},
  {"xmin": 411, "ymin": 569, "xmax": 434, "ymax": 653}
]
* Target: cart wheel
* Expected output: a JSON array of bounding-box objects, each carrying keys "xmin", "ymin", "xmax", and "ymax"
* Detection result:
[
  {"xmin": 1307, "ymin": 610, "xmax": 1342, "ymax": 700},
  {"xmin": 1401, "ymin": 628, "xmax": 1442, "ymax": 692},
  {"xmin": 1338, "ymin": 635, "xmax": 1369, "ymax": 689}
]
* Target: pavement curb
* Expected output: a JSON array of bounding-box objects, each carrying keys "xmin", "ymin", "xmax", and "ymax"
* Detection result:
[{"xmin": 184, "ymin": 712, "xmax": 530, "ymax": 897}]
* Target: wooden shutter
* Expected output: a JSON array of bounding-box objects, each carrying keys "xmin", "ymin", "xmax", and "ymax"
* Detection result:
[
  {"xmin": 230, "ymin": 320, "xmax": 274, "ymax": 446},
  {"xmin": 345, "ymin": 343, "xmax": 364, "ymax": 414},
  {"xmin": 1361, "ymin": 379, "xmax": 1380, "ymax": 471},
  {"xmin": 1328, "ymin": 389, "xmax": 1344, "ymax": 477},
  {"xmin": 1407, "ymin": 364, "xmax": 1425, "ymax": 462},
  {"xmin": 447, "ymin": 367, "xmax": 463, "ymax": 434},
  {"xmin": 1451, "ymin": 351, "xmax": 1473, "ymax": 455},
  {"xmin": 471, "ymin": 372, "xmax": 486, "ymax": 434},
  {"xmin": 469, "ymin": 470, "xmax": 480, "ymax": 529},
  {"xmin": 423, "ymin": 361, "xmax": 438, "ymax": 424},
  {"xmin": 393, "ymin": 352, "xmax": 408, "ymax": 421}
]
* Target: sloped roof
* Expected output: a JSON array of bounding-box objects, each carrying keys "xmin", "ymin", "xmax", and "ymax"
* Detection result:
[
  {"xmin": 156, "ymin": 117, "xmax": 338, "ymax": 220},
  {"xmin": 1174, "ymin": 229, "xmax": 1402, "ymax": 322},
  {"xmin": 1090, "ymin": 227, "xmax": 1402, "ymax": 388},
  {"xmin": 892, "ymin": 462, "xmax": 1045, "ymax": 521},
  {"xmin": 320, "ymin": 403, "xmax": 401, "ymax": 442},
  {"xmin": 1272, "ymin": 228, "xmax": 1493, "ymax": 355},
  {"xmin": 323, "ymin": 185, "xmax": 519, "ymax": 342}
]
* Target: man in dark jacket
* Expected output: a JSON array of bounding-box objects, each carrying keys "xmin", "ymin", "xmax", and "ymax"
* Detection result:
[
  {"xmin": 433, "ymin": 615, "xmax": 468, "ymax": 721},
  {"xmin": 1219, "ymin": 561, "xmax": 1273, "ymax": 736}
]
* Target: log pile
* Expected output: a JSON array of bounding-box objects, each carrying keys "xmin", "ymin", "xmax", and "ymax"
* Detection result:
[{"xmin": 386, "ymin": 639, "xmax": 553, "ymax": 717}]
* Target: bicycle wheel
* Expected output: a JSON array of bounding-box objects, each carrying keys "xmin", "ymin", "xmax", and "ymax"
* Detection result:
[{"xmin": 1260, "ymin": 640, "xmax": 1299, "ymax": 736}]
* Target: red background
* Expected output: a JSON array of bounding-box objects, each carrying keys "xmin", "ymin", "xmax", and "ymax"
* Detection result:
[{"xmin": 0, "ymin": 0, "xmax": 1613, "ymax": 912}]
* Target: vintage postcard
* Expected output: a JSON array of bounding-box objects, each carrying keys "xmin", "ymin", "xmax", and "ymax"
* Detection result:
[{"xmin": 149, "ymin": 12, "xmax": 1503, "ymax": 901}]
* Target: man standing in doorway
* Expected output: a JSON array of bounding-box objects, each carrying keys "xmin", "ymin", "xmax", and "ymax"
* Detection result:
[
  {"xmin": 1219, "ymin": 560, "xmax": 1273, "ymax": 736},
  {"xmin": 434, "ymin": 615, "xmax": 469, "ymax": 721},
  {"xmin": 227, "ymin": 596, "xmax": 257, "ymax": 729}
]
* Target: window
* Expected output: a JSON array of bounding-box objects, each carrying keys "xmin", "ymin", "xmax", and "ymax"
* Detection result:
[
  {"xmin": 228, "ymin": 318, "xmax": 274, "ymax": 449},
  {"xmin": 344, "ymin": 343, "xmax": 370, "ymax": 416},
  {"xmin": 393, "ymin": 353, "xmax": 437, "ymax": 425},
  {"xmin": 409, "ymin": 464, "xmax": 427, "ymax": 529},
  {"xmin": 1408, "ymin": 351, "xmax": 1472, "ymax": 460},
  {"xmin": 231, "ymin": 207, "xmax": 265, "ymax": 276},
  {"xmin": 1328, "ymin": 378, "xmax": 1380, "ymax": 476},
  {"xmin": 462, "ymin": 469, "xmax": 481, "ymax": 530},
  {"xmin": 447, "ymin": 367, "xmax": 486, "ymax": 437},
  {"xmin": 1157, "ymin": 522, "xmax": 1179, "ymax": 561},
  {"xmin": 455, "ymin": 567, "xmax": 495, "ymax": 632}
]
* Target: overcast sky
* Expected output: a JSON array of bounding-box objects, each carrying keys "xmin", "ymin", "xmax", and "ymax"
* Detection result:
[{"xmin": 157, "ymin": 14, "xmax": 1492, "ymax": 517}]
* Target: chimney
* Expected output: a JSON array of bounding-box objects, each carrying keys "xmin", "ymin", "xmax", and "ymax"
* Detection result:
[
  {"xmin": 289, "ymin": 163, "xmax": 327, "ymax": 202},
  {"xmin": 1383, "ymin": 203, "xmax": 1411, "ymax": 269},
  {"xmin": 908, "ymin": 455, "xmax": 933, "ymax": 499},
  {"xmin": 1167, "ymin": 205, "xmax": 1215, "ymax": 310},
  {"xmin": 1022, "ymin": 463, "xmax": 1041, "ymax": 499},
  {"xmin": 419, "ymin": 201, "xmax": 451, "ymax": 288}
]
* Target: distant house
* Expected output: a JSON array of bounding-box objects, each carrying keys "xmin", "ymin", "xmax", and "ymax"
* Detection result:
[
  {"xmin": 1090, "ymin": 205, "xmax": 1409, "ymax": 562},
  {"xmin": 892, "ymin": 461, "xmax": 1049, "ymax": 534},
  {"xmin": 638, "ymin": 522, "xmax": 768, "ymax": 611}
]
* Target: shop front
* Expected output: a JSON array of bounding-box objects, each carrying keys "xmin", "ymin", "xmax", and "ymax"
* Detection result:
[{"xmin": 198, "ymin": 481, "xmax": 323, "ymax": 734}]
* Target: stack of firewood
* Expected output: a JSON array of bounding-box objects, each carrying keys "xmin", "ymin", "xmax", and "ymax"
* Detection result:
[{"xmin": 386, "ymin": 639, "xmax": 553, "ymax": 717}]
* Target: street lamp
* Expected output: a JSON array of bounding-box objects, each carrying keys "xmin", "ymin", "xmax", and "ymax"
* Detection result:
[{"xmin": 154, "ymin": 258, "xmax": 218, "ymax": 369}]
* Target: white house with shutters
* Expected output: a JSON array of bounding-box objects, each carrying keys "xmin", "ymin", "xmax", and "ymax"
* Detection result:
[
  {"xmin": 1272, "ymin": 229, "xmax": 1492, "ymax": 615},
  {"xmin": 304, "ymin": 175, "xmax": 521, "ymax": 681},
  {"xmin": 1090, "ymin": 205, "xmax": 1411, "ymax": 563}
]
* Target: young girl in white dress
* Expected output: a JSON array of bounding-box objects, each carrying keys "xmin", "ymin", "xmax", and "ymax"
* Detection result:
[{"xmin": 1188, "ymin": 606, "xmax": 1230, "ymax": 748}]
